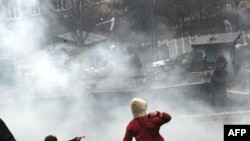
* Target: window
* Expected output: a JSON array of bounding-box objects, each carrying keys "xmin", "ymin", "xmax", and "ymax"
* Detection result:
[
  {"xmin": 56, "ymin": 0, "xmax": 67, "ymax": 10},
  {"xmin": 30, "ymin": 0, "xmax": 43, "ymax": 15},
  {"xmin": 6, "ymin": 0, "xmax": 44, "ymax": 18},
  {"xmin": 6, "ymin": 4, "xmax": 19, "ymax": 18}
]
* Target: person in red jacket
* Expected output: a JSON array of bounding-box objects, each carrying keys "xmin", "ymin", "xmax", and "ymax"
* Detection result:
[{"xmin": 123, "ymin": 98, "xmax": 172, "ymax": 141}]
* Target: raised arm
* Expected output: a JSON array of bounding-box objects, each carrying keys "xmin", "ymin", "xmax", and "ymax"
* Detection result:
[{"xmin": 69, "ymin": 135, "xmax": 85, "ymax": 141}]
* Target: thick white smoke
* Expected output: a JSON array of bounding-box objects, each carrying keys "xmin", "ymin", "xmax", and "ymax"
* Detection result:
[{"xmin": 0, "ymin": 1, "xmax": 250, "ymax": 141}]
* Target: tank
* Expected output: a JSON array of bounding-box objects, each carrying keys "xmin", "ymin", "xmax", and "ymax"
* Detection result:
[{"xmin": 150, "ymin": 32, "xmax": 243, "ymax": 96}]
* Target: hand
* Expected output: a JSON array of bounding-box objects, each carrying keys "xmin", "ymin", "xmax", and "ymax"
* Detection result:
[
  {"xmin": 149, "ymin": 111, "xmax": 158, "ymax": 117},
  {"xmin": 76, "ymin": 135, "xmax": 85, "ymax": 141}
]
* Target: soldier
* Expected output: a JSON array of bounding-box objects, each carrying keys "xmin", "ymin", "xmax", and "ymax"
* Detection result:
[
  {"xmin": 215, "ymin": 52, "xmax": 228, "ymax": 72},
  {"xmin": 212, "ymin": 52, "xmax": 228, "ymax": 106}
]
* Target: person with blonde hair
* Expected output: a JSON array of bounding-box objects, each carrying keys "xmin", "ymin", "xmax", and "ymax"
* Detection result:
[{"xmin": 123, "ymin": 98, "xmax": 171, "ymax": 141}]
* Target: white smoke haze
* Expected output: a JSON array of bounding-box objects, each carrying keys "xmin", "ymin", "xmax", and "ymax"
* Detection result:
[
  {"xmin": 237, "ymin": 7, "xmax": 250, "ymax": 29},
  {"xmin": 1, "ymin": 2, "xmax": 250, "ymax": 141},
  {"xmin": 1, "ymin": 83, "xmax": 250, "ymax": 141}
]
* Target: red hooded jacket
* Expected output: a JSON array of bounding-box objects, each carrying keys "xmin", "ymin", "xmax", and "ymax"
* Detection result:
[{"xmin": 123, "ymin": 111, "xmax": 171, "ymax": 141}]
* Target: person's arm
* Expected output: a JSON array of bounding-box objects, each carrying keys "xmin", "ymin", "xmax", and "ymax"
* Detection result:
[
  {"xmin": 123, "ymin": 126, "xmax": 133, "ymax": 141},
  {"xmin": 69, "ymin": 136, "xmax": 85, "ymax": 141},
  {"xmin": 148, "ymin": 111, "xmax": 171, "ymax": 122}
]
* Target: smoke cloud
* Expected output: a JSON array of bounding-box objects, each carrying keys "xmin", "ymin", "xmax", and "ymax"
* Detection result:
[{"xmin": 0, "ymin": 1, "xmax": 250, "ymax": 141}]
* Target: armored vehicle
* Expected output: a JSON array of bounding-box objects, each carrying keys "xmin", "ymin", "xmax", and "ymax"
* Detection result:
[{"xmin": 150, "ymin": 32, "xmax": 243, "ymax": 96}]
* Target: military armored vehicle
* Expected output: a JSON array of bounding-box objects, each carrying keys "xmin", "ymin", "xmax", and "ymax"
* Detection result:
[{"xmin": 150, "ymin": 32, "xmax": 243, "ymax": 96}]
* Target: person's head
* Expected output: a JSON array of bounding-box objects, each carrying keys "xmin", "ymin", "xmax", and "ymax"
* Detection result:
[
  {"xmin": 130, "ymin": 98, "xmax": 147, "ymax": 118},
  {"xmin": 217, "ymin": 52, "xmax": 223, "ymax": 57},
  {"xmin": 44, "ymin": 135, "xmax": 58, "ymax": 141}
]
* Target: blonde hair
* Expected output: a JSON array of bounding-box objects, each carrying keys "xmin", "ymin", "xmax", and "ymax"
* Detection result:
[{"xmin": 130, "ymin": 98, "xmax": 147, "ymax": 118}]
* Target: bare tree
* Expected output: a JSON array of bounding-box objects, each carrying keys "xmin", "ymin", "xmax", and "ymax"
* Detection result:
[
  {"xmin": 44, "ymin": 0, "xmax": 111, "ymax": 47},
  {"xmin": 227, "ymin": 0, "xmax": 244, "ymax": 9}
]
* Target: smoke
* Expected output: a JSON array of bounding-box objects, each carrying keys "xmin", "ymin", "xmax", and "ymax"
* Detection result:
[
  {"xmin": 237, "ymin": 6, "xmax": 250, "ymax": 29},
  {"xmin": 0, "ymin": 1, "xmax": 250, "ymax": 141}
]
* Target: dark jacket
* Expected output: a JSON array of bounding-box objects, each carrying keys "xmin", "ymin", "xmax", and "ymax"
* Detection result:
[
  {"xmin": 0, "ymin": 118, "xmax": 16, "ymax": 141},
  {"xmin": 215, "ymin": 56, "xmax": 227, "ymax": 70}
]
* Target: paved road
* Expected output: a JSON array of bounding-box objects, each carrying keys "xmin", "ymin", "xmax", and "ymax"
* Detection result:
[{"xmin": 1, "ymin": 86, "xmax": 250, "ymax": 141}]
